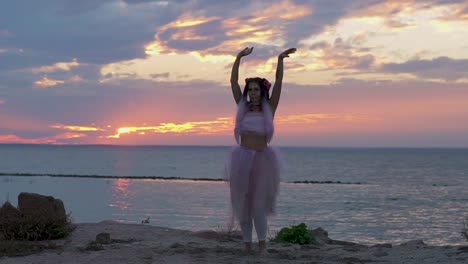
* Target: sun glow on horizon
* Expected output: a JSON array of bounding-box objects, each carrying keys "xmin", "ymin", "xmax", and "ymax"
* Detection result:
[{"xmin": 107, "ymin": 117, "xmax": 233, "ymax": 139}]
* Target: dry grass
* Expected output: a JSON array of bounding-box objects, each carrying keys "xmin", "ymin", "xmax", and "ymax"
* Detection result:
[{"xmin": 0, "ymin": 213, "xmax": 73, "ymax": 241}]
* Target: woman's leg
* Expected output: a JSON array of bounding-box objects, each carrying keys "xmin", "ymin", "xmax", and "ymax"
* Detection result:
[
  {"xmin": 253, "ymin": 210, "xmax": 268, "ymax": 255},
  {"xmin": 253, "ymin": 210, "xmax": 267, "ymax": 241},
  {"xmin": 240, "ymin": 216, "xmax": 253, "ymax": 252},
  {"xmin": 240, "ymin": 212, "xmax": 253, "ymax": 241}
]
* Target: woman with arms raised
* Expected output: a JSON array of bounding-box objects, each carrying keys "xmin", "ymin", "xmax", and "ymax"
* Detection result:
[{"xmin": 226, "ymin": 46, "xmax": 296, "ymax": 255}]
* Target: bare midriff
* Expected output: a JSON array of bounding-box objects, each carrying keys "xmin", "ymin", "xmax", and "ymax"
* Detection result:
[{"xmin": 240, "ymin": 132, "xmax": 267, "ymax": 151}]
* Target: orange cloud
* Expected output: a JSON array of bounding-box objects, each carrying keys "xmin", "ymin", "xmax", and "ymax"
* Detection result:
[
  {"xmin": 34, "ymin": 75, "xmax": 65, "ymax": 88},
  {"xmin": 34, "ymin": 74, "xmax": 84, "ymax": 88},
  {"xmin": 268, "ymin": 0, "xmax": 313, "ymax": 20},
  {"xmin": 144, "ymin": 39, "xmax": 168, "ymax": 55},
  {"xmin": 107, "ymin": 117, "xmax": 233, "ymax": 138},
  {"xmin": 276, "ymin": 113, "xmax": 377, "ymax": 125},
  {"xmin": 50, "ymin": 124, "xmax": 105, "ymax": 132},
  {"xmin": 171, "ymin": 29, "xmax": 211, "ymax": 41},
  {"xmin": 31, "ymin": 58, "xmax": 79, "ymax": 73},
  {"xmin": 432, "ymin": 3, "xmax": 468, "ymax": 21},
  {"xmin": 220, "ymin": 0, "xmax": 312, "ymax": 45},
  {"xmin": 146, "ymin": 15, "xmax": 221, "ymax": 55},
  {"xmin": 252, "ymin": 0, "xmax": 312, "ymax": 22},
  {"xmin": 351, "ymin": 1, "xmax": 414, "ymax": 19},
  {"xmin": 160, "ymin": 15, "xmax": 220, "ymax": 30}
]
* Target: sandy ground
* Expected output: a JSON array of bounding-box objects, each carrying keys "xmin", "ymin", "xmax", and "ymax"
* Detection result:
[{"xmin": 1, "ymin": 220, "xmax": 467, "ymax": 264}]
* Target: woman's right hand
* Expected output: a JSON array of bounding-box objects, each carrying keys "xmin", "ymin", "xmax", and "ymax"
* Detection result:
[{"xmin": 237, "ymin": 47, "xmax": 253, "ymax": 58}]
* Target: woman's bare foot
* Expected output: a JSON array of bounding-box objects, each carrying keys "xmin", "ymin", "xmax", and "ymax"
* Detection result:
[
  {"xmin": 259, "ymin": 240, "xmax": 266, "ymax": 256},
  {"xmin": 244, "ymin": 242, "xmax": 253, "ymax": 254}
]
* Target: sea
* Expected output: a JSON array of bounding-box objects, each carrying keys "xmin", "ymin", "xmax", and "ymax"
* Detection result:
[{"xmin": 0, "ymin": 144, "xmax": 467, "ymax": 246}]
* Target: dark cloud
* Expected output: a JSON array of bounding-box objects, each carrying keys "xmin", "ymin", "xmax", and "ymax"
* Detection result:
[
  {"xmin": 381, "ymin": 57, "xmax": 468, "ymax": 81},
  {"xmin": 123, "ymin": 0, "xmax": 165, "ymax": 4},
  {"xmin": 51, "ymin": 0, "xmax": 116, "ymax": 16},
  {"xmin": 0, "ymin": 51, "xmax": 65, "ymax": 73},
  {"xmin": 0, "ymin": 0, "xmax": 181, "ymax": 70}
]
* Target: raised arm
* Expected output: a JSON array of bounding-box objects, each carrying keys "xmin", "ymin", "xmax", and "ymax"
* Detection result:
[
  {"xmin": 230, "ymin": 47, "xmax": 253, "ymax": 104},
  {"xmin": 269, "ymin": 48, "xmax": 296, "ymax": 115}
]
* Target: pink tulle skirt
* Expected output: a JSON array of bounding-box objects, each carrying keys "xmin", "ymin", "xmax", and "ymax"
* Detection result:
[{"xmin": 225, "ymin": 145, "xmax": 281, "ymax": 221}]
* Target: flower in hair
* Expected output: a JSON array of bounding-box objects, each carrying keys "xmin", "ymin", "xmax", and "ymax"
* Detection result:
[{"xmin": 263, "ymin": 79, "xmax": 271, "ymax": 91}]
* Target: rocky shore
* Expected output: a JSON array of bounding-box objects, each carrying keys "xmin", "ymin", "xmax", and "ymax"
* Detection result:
[{"xmin": 1, "ymin": 220, "xmax": 467, "ymax": 264}]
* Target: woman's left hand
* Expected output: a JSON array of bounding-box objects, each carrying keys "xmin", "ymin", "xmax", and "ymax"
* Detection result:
[{"xmin": 279, "ymin": 48, "xmax": 297, "ymax": 59}]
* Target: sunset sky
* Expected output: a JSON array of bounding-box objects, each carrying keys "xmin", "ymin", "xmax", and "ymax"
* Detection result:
[{"xmin": 1, "ymin": 0, "xmax": 467, "ymax": 147}]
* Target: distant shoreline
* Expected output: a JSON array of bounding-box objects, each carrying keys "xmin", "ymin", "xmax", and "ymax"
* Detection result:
[{"xmin": 0, "ymin": 173, "xmax": 364, "ymax": 185}]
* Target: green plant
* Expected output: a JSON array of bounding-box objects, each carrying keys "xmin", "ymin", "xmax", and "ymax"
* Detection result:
[{"xmin": 273, "ymin": 223, "xmax": 314, "ymax": 245}]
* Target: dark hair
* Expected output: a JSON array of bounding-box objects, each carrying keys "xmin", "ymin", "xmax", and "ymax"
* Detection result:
[{"xmin": 243, "ymin": 77, "xmax": 270, "ymax": 100}]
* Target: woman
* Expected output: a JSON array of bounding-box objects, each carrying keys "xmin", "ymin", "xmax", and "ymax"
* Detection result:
[{"xmin": 226, "ymin": 46, "xmax": 296, "ymax": 255}]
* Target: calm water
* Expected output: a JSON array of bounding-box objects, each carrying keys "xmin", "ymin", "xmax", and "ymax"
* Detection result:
[{"xmin": 0, "ymin": 144, "xmax": 467, "ymax": 245}]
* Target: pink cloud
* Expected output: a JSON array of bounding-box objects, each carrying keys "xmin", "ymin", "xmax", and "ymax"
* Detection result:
[{"xmin": 0, "ymin": 133, "xmax": 87, "ymax": 145}]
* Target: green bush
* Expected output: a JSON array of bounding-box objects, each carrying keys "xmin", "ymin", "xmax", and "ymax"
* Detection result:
[{"xmin": 273, "ymin": 223, "xmax": 314, "ymax": 244}]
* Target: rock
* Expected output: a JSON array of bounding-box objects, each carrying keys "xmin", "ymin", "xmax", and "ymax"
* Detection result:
[
  {"xmin": 17, "ymin": 192, "xmax": 66, "ymax": 222},
  {"xmin": 309, "ymin": 227, "xmax": 332, "ymax": 244},
  {"xmin": 330, "ymin": 239, "xmax": 367, "ymax": 248},
  {"xmin": 308, "ymin": 227, "xmax": 368, "ymax": 248},
  {"xmin": 399, "ymin": 240, "xmax": 426, "ymax": 247},
  {"xmin": 96, "ymin": 232, "xmax": 111, "ymax": 244}
]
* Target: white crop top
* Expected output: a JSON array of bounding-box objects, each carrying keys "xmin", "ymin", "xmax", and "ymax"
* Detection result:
[{"xmin": 239, "ymin": 112, "xmax": 266, "ymax": 135}]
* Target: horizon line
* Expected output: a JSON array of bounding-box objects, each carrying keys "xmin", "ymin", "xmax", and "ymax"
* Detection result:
[{"xmin": 1, "ymin": 143, "xmax": 468, "ymax": 149}]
